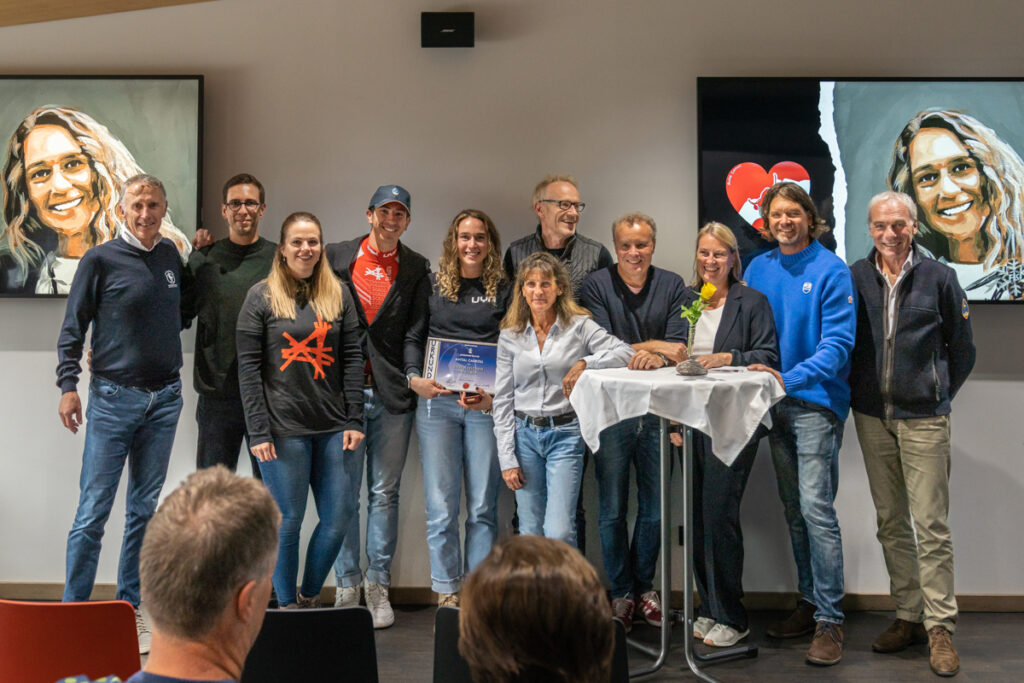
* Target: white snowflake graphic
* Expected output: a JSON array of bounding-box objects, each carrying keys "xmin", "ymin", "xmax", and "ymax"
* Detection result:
[{"xmin": 365, "ymin": 265, "xmax": 387, "ymax": 281}]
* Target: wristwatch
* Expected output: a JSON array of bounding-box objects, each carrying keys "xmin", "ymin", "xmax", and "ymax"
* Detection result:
[
  {"xmin": 655, "ymin": 352, "xmax": 670, "ymax": 367},
  {"xmin": 406, "ymin": 372, "xmax": 420, "ymax": 388}
]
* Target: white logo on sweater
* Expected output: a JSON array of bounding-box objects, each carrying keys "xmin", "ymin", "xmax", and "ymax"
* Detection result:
[
  {"xmin": 365, "ymin": 265, "xmax": 386, "ymax": 280},
  {"xmin": 802, "ymin": 281, "xmax": 812, "ymax": 294}
]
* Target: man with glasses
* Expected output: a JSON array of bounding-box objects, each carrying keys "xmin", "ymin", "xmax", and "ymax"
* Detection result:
[
  {"xmin": 504, "ymin": 174, "xmax": 613, "ymax": 297},
  {"xmin": 187, "ymin": 174, "xmax": 276, "ymax": 477},
  {"xmin": 326, "ymin": 185, "xmax": 431, "ymax": 628},
  {"xmin": 503, "ymin": 174, "xmax": 614, "ymax": 555}
]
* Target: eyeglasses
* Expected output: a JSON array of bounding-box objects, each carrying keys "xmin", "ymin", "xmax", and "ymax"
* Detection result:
[
  {"xmin": 225, "ymin": 199, "xmax": 262, "ymax": 211},
  {"xmin": 539, "ymin": 199, "xmax": 586, "ymax": 213}
]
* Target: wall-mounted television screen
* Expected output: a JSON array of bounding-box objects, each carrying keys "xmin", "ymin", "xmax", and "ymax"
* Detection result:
[
  {"xmin": 0, "ymin": 75, "xmax": 203, "ymax": 298},
  {"xmin": 698, "ymin": 77, "xmax": 1024, "ymax": 302}
]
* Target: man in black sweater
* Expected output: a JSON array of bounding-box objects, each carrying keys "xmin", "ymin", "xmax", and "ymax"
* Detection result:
[
  {"xmin": 580, "ymin": 211, "xmax": 690, "ymax": 632},
  {"xmin": 187, "ymin": 174, "xmax": 276, "ymax": 477},
  {"xmin": 56, "ymin": 174, "xmax": 193, "ymax": 655}
]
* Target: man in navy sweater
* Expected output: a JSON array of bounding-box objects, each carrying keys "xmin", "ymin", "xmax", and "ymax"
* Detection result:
[
  {"xmin": 56, "ymin": 174, "xmax": 193, "ymax": 655},
  {"xmin": 850, "ymin": 191, "xmax": 974, "ymax": 677},
  {"xmin": 580, "ymin": 211, "xmax": 690, "ymax": 632},
  {"xmin": 745, "ymin": 182, "xmax": 856, "ymax": 666}
]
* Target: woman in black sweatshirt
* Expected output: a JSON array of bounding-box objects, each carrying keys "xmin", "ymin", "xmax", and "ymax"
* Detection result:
[{"xmin": 237, "ymin": 211, "xmax": 364, "ymax": 608}]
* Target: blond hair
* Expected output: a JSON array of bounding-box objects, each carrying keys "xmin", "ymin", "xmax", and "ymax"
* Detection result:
[
  {"xmin": 266, "ymin": 212, "xmax": 343, "ymax": 320},
  {"xmin": 140, "ymin": 466, "xmax": 280, "ymax": 639},
  {"xmin": 500, "ymin": 252, "xmax": 589, "ymax": 333},
  {"xmin": 692, "ymin": 221, "xmax": 743, "ymax": 287}
]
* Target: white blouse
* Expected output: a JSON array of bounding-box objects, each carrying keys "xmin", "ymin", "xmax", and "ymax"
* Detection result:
[
  {"xmin": 492, "ymin": 315, "xmax": 634, "ymax": 470},
  {"xmin": 690, "ymin": 304, "xmax": 725, "ymax": 357}
]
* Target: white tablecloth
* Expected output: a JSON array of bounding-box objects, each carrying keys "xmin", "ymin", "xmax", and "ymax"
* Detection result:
[{"xmin": 569, "ymin": 366, "xmax": 786, "ymax": 466}]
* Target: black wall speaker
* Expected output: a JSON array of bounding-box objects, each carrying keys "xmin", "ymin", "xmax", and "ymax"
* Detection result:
[{"xmin": 421, "ymin": 12, "xmax": 474, "ymax": 48}]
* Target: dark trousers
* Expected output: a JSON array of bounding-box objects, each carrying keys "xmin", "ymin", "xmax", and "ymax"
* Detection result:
[
  {"xmin": 196, "ymin": 394, "xmax": 261, "ymax": 479},
  {"xmin": 691, "ymin": 425, "xmax": 764, "ymax": 631}
]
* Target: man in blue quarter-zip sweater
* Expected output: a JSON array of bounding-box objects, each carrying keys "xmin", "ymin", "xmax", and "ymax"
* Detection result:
[
  {"xmin": 56, "ymin": 174, "xmax": 193, "ymax": 656},
  {"xmin": 850, "ymin": 191, "xmax": 974, "ymax": 678},
  {"xmin": 745, "ymin": 182, "xmax": 856, "ymax": 667}
]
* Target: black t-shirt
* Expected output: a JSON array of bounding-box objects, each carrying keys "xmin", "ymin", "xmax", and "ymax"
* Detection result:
[{"xmin": 404, "ymin": 274, "xmax": 512, "ymax": 375}]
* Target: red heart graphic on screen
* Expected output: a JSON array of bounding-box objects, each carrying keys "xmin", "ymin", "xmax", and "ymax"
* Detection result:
[{"xmin": 726, "ymin": 162, "xmax": 811, "ymax": 234}]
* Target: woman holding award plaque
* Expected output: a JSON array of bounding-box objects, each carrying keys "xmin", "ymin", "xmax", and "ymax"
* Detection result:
[
  {"xmin": 672, "ymin": 222, "xmax": 779, "ymax": 647},
  {"xmin": 404, "ymin": 209, "xmax": 512, "ymax": 607},
  {"xmin": 492, "ymin": 252, "xmax": 634, "ymax": 548}
]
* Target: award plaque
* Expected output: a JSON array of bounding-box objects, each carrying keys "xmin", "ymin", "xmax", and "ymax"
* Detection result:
[{"xmin": 424, "ymin": 336, "xmax": 498, "ymax": 393}]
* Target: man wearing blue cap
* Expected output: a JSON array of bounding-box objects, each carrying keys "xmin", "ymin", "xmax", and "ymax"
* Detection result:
[{"xmin": 325, "ymin": 185, "xmax": 430, "ymax": 628}]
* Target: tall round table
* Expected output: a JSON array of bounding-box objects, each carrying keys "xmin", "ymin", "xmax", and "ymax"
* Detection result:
[{"xmin": 569, "ymin": 365, "xmax": 785, "ymax": 681}]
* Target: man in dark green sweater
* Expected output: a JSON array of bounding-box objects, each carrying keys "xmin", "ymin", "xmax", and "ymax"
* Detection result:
[{"xmin": 187, "ymin": 174, "xmax": 276, "ymax": 476}]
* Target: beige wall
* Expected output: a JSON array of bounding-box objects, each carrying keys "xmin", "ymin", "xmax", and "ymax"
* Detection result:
[{"xmin": 1, "ymin": 0, "xmax": 1022, "ymax": 595}]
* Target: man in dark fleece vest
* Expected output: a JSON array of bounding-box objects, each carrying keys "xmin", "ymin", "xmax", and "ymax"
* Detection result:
[
  {"xmin": 187, "ymin": 174, "xmax": 276, "ymax": 477},
  {"xmin": 503, "ymin": 173, "xmax": 613, "ymax": 554},
  {"xmin": 56, "ymin": 174, "xmax": 194, "ymax": 656}
]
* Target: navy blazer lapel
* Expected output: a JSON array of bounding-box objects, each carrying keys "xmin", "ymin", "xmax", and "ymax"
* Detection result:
[{"xmin": 712, "ymin": 285, "xmax": 743, "ymax": 353}]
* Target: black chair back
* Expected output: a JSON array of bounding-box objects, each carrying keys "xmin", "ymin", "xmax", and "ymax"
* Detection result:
[
  {"xmin": 242, "ymin": 606, "xmax": 378, "ymax": 683},
  {"xmin": 433, "ymin": 606, "xmax": 474, "ymax": 683}
]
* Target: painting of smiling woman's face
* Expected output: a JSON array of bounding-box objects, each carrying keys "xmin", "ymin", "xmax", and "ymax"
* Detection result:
[
  {"xmin": 23, "ymin": 124, "xmax": 100, "ymax": 256},
  {"xmin": 908, "ymin": 126, "xmax": 990, "ymax": 243}
]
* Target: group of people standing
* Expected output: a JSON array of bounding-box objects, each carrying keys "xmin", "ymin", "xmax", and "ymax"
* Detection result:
[{"xmin": 54, "ymin": 169, "xmax": 974, "ymax": 679}]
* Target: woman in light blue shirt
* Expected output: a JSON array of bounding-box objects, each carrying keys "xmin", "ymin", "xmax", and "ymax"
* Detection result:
[{"xmin": 492, "ymin": 252, "xmax": 634, "ymax": 547}]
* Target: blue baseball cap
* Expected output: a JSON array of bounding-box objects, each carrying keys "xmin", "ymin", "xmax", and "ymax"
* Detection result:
[{"xmin": 368, "ymin": 185, "xmax": 411, "ymax": 213}]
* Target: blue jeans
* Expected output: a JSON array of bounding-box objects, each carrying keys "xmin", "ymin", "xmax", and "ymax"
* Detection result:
[
  {"xmin": 594, "ymin": 414, "xmax": 661, "ymax": 599},
  {"xmin": 417, "ymin": 395, "xmax": 500, "ymax": 593},
  {"xmin": 64, "ymin": 376, "xmax": 183, "ymax": 607},
  {"xmin": 513, "ymin": 416, "xmax": 585, "ymax": 546},
  {"xmin": 769, "ymin": 397, "xmax": 846, "ymax": 624},
  {"xmin": 259, "ymin": 431, "xmax": 361, "ymax": 606},
  {"xmin": 333, "ymin": 388, "xmax": 414, "ymax": 587}
]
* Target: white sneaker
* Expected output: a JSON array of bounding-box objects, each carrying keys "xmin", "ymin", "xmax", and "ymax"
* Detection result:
[
  {"xmin": 335, "ymin": 584, "xmax": 361, "ymax": 608},
  {"xmin": 693, "ymin": 616, "xmax": 716, "ymax": 640},
  {"xmin": 135, "ymin": 607, "xmax": 151, "ymax": 655},
  {"xmin": 703, "ymin": 623, "xmax": 750, "ymax": 647},
  {"xmin": 364, "ymin": 579, "xmax": 395, "ymax": 629}
]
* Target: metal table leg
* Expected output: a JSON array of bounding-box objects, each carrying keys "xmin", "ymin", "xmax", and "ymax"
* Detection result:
[
  {"xmin": 626, "ymin": 418, "xmax": 673, "ymax": 677},
  {"xmin": 679, "ymin": 425, "xmax": 721, "ymax": 683}
]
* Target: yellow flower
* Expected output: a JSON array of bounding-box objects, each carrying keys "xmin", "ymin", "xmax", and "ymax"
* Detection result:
[{"xmin": 699, "ymin": 282, "xmax": 717, "ymax": 300}]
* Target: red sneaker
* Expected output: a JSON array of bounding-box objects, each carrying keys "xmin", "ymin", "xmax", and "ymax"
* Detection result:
[
  {"xmin": 612, "ymin": 597, "xmax": 634, "ymax": 633},
  {"xmin": 638, "ymin": 591, "xmax": 663, "ymax": 627}
]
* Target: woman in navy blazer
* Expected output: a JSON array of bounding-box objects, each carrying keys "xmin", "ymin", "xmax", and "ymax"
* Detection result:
[{"xmin": 674, "ymin": 222, "xmax": 779, "ymax": 648}]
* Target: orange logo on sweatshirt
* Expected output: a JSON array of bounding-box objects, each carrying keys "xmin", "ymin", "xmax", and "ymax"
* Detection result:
[{"xmin": 280, "ymin": 313, "xmax": 334, "ymax": 379}]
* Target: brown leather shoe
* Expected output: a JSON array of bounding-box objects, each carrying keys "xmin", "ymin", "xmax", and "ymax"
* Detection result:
[
  {"xmin": 873, "ymin": 618, "xmax": 928, "ymax": 653},
  {"xmin": 928, "ymin": 626, "xmax": 960, "ymax": 677},
  {"xmin": 766, "ymin": 600, "xmax": 817, "ymax": 638},
  {"xmin": 806, "ymin": 621, "xmax": 843, "ymax": 666}
]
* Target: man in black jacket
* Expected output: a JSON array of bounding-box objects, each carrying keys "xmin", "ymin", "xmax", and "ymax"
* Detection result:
[
  {"xmin": 324, "ymin": 185, "xmax": 430, "ymax": 629},
  {"xmin": 850, "ymin": 191, "xmax": 975, "ymax": 678}
]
